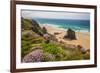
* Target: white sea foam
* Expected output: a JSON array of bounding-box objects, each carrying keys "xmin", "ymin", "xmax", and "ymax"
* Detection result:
[
  {"xmin": 42, "ymin": 23, "xmax": 59, "ymax": 28},
  {"xmin": 40, "ymin": 23, "xmax": 90, "ymax": 33}
]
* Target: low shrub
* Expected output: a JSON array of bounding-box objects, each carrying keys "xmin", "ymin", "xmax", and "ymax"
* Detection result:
[
  {"xmin": 22, "ymin": 49, "xmax": 44, "ymax": 63},
  {"xmin": 41, "ymin": 43, "xmax": 68, "ymax": 61},
  {"xmin": 43, "ymin": 53, "xmax": 55, "ymax": 61},
  {"xmin": 41, "ymin": 43, "xmax": 60, "ymax": 54}
]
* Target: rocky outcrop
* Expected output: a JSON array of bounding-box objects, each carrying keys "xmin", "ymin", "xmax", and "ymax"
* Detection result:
[
  {"xmin": 31, "ymin": 19, "xmax": 44, "ymax": 36},
  {"xmin": 64, "ymin": 28, "xmax": 76, "ymax": 40},
  {"xmin": 42, "ymin": 27, "xmax": 47, "ymax": 34},
  {"xmin": 77, "ymin": 45, "xmax": 86, "ymax": 54},
  {"xmin": 21, "ymin": 18, "xmax": 45, "ymax": 36}
]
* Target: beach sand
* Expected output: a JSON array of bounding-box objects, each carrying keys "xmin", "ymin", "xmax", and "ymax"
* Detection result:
[{"xmin": 41, "ymin": 25, "xmax": 90, "ymax": 50}]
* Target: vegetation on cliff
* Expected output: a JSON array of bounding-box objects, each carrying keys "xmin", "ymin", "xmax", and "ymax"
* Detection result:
[{"xmin": 21, "ymin": 18, "xmax": 90, "ymax": 62}]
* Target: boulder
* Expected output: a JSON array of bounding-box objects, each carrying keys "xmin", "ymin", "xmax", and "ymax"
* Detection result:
[
  {"xmin": 42, "ymin": 27, "xmax": 47, "ymax": 34},
  {"xmin": 77, "ymin": 45, "xmax": 86, "ymax": 54},
  {"xmin": 43, "ymin": 34, "xmax": 50, "ymax": 43},
  {"xmin": 54, "ymin": 32, "xmax": 61, "ymax": 35},
  {"xmin": 64, "ymin": 28, "xmax": 76, "ymax": 40}
]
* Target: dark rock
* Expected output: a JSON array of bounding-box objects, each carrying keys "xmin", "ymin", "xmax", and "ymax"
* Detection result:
[
  {"xmin": 54, "ymin": 32, "xmax": 61, "ymax": 35},
  {"xmin": 77, "ymin": 45, "xmax": 86, "ymax": 54},
  {"xmin": 25, "ymin": 31, "xmax": 33, "ymax": 38},
  {"xmin": 59, "ymin": 40, "xmax": 65, "ymax": 44},
  {"xmin": 31, "ymin": 19, "xmax": 43, "ymax": 36},
  {"xmin": 64, "ymin": 28, "xmax": 76, "ymax": 40},
  {"xmin": 86, "ymin": 49, "xmax": 90, "ymax": 52},
  {"xmin": 42, "ymin": 27, "xmax": 47, "ymax": 34}
]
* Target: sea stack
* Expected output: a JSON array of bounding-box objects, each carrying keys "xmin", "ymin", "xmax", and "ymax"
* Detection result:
[{"xmin": 64, "ymin": 28, "xmax": 76, "ymax": 40}]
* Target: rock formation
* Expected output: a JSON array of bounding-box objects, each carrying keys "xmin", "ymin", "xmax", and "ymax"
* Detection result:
[
  {"xmin": 21, "ymin": 18, "xmax": 44, "ymax": 36},
  {"xmin": 42, "ymin": 27, "xmax": 47, "ymax": 34},
  {"xmin": 64, "ymin": 28, "xmax": 76, "ymax": 40}
]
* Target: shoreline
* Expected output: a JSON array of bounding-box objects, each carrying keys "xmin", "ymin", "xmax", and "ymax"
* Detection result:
[
  {"xmin": 40, "ymin": 25, "xmax": 90, "ymax": 50},
  {"xmin": 40, "ymin": 24, "xmax": 90, "ymax": 35}
]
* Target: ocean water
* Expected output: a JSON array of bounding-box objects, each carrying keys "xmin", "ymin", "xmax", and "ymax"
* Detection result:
[{"xmin": 35, "ymin": 18, "xmax": 90, "ymax": 33}]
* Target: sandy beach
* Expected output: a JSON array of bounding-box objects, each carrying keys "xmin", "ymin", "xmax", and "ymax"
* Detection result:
[{"xmin": 41, "ymin": 25, "xmax": 90, "ymax": 50}]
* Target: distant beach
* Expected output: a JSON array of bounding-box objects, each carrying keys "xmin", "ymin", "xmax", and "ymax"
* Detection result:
[
  {"xmin": 41, "ymin": 25, "xmax": 90, "ymax": 50},
  {"xmin": 37, "ymin": 19, "xmax": 90, "ymax": 33}
]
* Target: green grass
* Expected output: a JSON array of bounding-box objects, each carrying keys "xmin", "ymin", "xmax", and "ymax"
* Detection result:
[
  {"xmin": 21, "ymin": 30, "xmax": 44, "ymax": 58},
  {"xmin": 41, "ymin": 42, "xmax": 90, "ymax": 61},
  {"xmin": 21, "ymin": 36, "xmax": 90, "ymax": 61},
  {"xmin": 41, "ymin": 43, "xmax": 60, "ymax": 54},
  {"xmin": 22, "ymin": 19, "xmax": 33, "ymax": 30},
  {"xmin": 41, "ymin": 43, "xmax": 68, "ymax": 61}
]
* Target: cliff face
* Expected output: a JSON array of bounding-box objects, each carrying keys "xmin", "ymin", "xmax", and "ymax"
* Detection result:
[
  {"xmin": 21, "ymin": 18, "xmax": 43, "ymax": 36},
  {"xmin": 21, "ymin": 18, "xmax": 44, "ymax": 58}
]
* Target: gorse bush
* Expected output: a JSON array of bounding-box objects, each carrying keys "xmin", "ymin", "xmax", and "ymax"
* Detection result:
[
  {"xmin": 41, "ymin": 43, "xmax": 68, "ymax": 61},
  {"xmin": 22, "ymin": 18, "xmax": 33, "ymax": 30},
  {"xmin": 42, "ymin": 27, "xmax": 47, "ymax": 34},
  {"xmin": 43, "ymin": 53, "xmax": 55, "ymax": 62},
  {"xmin": 21, "ymin": 40, "xmax": 32, "ymax": 58},
  {"xmin": 41, "ymin": 43, "xmax": 60, "ymax": 55}
]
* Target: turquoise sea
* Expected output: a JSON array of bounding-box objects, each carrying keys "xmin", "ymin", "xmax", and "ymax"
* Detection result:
[{"xmin": 35, "ymin": 18, "xmax": 90, "ymax": 33}]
